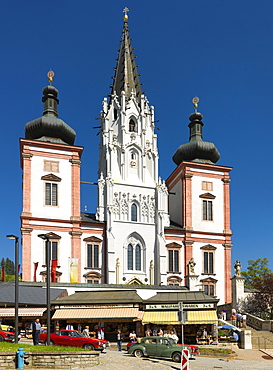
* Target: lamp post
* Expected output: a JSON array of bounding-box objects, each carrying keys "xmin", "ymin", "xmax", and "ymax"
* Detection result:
[
  {"xmin": 38, "ymin": 234, "xmax": 51, "ymax": 346},
  {"xmin": 6, "ymin": 235, "xmax": 19, "ymax": 343}
]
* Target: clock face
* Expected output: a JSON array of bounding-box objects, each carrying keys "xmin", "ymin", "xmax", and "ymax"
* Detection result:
[{"xmin": 130, "ymin": 160, "xmax": 137, "ymax": 168}]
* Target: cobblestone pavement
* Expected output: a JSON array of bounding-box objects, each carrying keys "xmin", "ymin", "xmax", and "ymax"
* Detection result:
[{"xmin": 95, "ymin": 348, "xmax": 273, "ymax": 369}]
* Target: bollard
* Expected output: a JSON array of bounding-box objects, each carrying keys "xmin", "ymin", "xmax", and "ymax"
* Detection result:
[{"xmin": 17, "ymin": 347, "xmax": 26, "ymax": 370}]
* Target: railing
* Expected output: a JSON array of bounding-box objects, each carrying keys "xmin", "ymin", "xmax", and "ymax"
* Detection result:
[
  {"xmin": 252, "ymin": 335, "xmax": 273, "ymax": 350},
  {"xmin": 246, "ymin": 313, "xmax": 272, "ymax": 331}
]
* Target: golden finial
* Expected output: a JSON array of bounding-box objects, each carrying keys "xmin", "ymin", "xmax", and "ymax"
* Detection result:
[
  {"xmin": 192, "ymin": 96, "xmax": 199, "ymax": 112},
  {"xmin": 123, "ymin": 7, "xmax": 129, "ymax": 22},
  {"xmin": 47, "ymin": 70, "xmax": 55, "ymax": 85}
]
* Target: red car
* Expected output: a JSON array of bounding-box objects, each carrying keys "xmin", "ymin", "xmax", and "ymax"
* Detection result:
[
  {"xmin": 39, "ymin": 330, "xmax": 110, "ymax": 351},
  {"xmin": 0, "ymin": 329, "xmax": 18, "ymax": 342}
]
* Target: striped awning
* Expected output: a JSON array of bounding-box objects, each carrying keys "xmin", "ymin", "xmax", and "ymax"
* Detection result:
[
  {"xmin": 185, "ymin": 310, "xmax": 218, "ymax": 325},
  {"xmin": 0, "ymin": 307, "xmax": 46, "ymax": 317},
  {"xmin": 142, "ymin": 311, "xmax": 179, "ymax": 325},
  {"xmin": 52, "ymin": 307, "xmax": 144, "ymax": 321}
]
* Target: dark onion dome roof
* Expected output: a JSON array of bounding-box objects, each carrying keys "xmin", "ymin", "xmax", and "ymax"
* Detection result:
[
  {"xmin": 172, "ymin": 111, "xmax": 220, "ymax": 166},
  {"xmin": 25, "ymin": 84, "xmax": 76, "ymax": 145}
]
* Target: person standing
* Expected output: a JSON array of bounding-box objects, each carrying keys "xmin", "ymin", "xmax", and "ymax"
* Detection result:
[
  {"xmin": 129, "ymin": 330, "xmax": 137, "ymax": 342},
  {"xmin": 31, "ymin": 318, "xmax": 41, "ymax": 345},
  {"xmin": 117, "ymin": 329, "xmax": 124, "ymax": 351}
]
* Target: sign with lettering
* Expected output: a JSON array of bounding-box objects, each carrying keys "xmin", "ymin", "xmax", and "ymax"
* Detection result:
[
  {"xmin": 182, "ymin": 303, "xmax": 214, "ymax": 309},
  {"xmin": 145, "ymin": 303, "xmax": 214, "ymax": 310}
]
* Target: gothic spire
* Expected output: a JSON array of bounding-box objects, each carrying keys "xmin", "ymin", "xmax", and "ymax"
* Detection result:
[{"xmin": 110, "ymin": 8, "xmax": 143, "ymax": 105}]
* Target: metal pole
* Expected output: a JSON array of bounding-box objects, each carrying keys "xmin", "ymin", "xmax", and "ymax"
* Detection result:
[
  {"xmin": 46, "ymin": 237, "xmax": 51, "ymax": 346},
  {"xmin": 181, "ymin": 303, "xmax": 184, "ymax": 350},
  {"xmin": 15, "ymin": 237, "xmax": 19, "ymax": 344}
]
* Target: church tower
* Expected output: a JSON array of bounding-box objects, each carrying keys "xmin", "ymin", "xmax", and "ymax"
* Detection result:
[
  {"xmin": 20, "ymin": 72, "xmax": 84, "ymax": 283},
  {"xmin": 166, "ymin": 98, "xmax": 232, "ymax": 303},
  {"xmin": 96, "ymin": 9, "xmax": 170, "ymax": 285}
]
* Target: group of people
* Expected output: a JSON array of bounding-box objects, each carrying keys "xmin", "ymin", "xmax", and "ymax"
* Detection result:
[
  {"xmin": 230, "ymin": 309, "xmax": 246, "ymax": 328},
  {"xmin": 144, "ymin": 327, "xmax": 179, "ymax": 343}
]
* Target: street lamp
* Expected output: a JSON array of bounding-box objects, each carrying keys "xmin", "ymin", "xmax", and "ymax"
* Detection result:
[
  {"xmin": 38, "ymin": 234, "xmax": 51, "ymax": 346},
  {"xmin": 6, "ymin": 235, "xmax": 19, "ymax": 343}
]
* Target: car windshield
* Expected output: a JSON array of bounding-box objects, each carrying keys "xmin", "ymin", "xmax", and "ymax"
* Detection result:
[{"xmin": 59, "ymin": 330, "xmax": 83, "ymax": 337}]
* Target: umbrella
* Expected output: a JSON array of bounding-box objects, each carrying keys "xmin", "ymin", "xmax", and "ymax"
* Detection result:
[{"xmin": 218, "ymin": 324, "xmax": 234, "ymax": 330}]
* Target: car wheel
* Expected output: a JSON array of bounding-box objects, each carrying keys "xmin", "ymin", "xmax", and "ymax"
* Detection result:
[
  {"xmin": 172, "ymin": 352, "xmax": 181, "ymax": 363},
  {"xmin": 0, "ymin": 336, "xmax": 3, "ymax": 342},
  {"xmin": 49, "ymin": 340, "xmax": 54, "ymax": 345},
  {"xmin": 134, "ymin": 349, "xmax": 144, "ymax": 358},
  {"xmin": 83, "ymin": 343, "xmax": 94, "ymax": 350}
]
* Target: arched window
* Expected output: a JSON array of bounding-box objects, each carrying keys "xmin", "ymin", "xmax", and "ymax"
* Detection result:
[
  {"xmin": 131, "ymin": 203, "xmax": 137, "ymax": 222},
  {"xmin": 135, "ymin": 245, "xmax": 141, "ymax": 270},
  {"xmin": 129, "ymin": 119, "xmax": 136, "ymax": 132},
  {"xmin": 127, "ymin": 244, "xmax": 133, "ymax": 270}
]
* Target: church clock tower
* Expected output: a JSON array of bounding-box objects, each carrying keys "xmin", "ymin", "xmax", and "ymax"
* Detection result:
[{"xmin": 96, "ymin": 9, "xmax": 170, "ymax": 285}]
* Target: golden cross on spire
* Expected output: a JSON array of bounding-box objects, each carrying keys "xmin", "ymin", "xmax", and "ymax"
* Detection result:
[
  {"xmin": 123, "ymin": 7, "xmax": 129, "ymax": 22},
  {"xmin": 192, "ymin": 96, "xmax": 199, "ymax": 112},
  {"xmin": 47, "ymin": 70, "xmax": 55, "ymax": 85}
]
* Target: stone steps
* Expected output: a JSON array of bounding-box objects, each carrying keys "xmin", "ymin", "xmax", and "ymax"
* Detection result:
[{"xmin": 244, "ymin": 326, "xmax": 273, "ymax": 349}]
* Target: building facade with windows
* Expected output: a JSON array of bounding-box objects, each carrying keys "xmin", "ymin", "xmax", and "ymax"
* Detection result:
[{"xmin": 19, "ymin": 12, "xmax": 232, "ymax": 304}]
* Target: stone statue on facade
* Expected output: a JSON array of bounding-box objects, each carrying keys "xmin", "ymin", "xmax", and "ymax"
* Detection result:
[
  {"xmin": 188, "ymin": 258, "xmax": 196, "ymax": 275},
  {"xmin": 234, "ymin": 260, "xmax": 242, "ymax": 277}
]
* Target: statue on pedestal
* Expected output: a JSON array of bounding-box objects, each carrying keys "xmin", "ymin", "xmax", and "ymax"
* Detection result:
[
  {"xmin": 188, "ymin": 258, "xmax": 196, "ymax": 275},
  {"xmin": 234, "ymin": 260, "xmax": 242, "ymax": 277}
]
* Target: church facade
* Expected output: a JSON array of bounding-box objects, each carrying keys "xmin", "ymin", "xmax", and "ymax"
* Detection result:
[{"xmin": 20, "ymin": 12, "xmax": 232, "ymax": 304}]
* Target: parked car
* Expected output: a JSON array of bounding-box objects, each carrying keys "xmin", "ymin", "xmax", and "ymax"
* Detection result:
[
  {"xmin": 0, "ymin": 329, "xmax": 19, "ymax": 342},
  {"xmin": 39, "ymin": 330, "xmax": 110, "ymax": 351},
  {"xmin": 128, "ymin": 336, "xmax": 198, "ymax": 363}
]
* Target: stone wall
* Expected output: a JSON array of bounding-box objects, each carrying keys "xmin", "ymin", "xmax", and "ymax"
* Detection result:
[{"xmin": 0, "ymin": 351, "xmax": 100, "ymax": 369}]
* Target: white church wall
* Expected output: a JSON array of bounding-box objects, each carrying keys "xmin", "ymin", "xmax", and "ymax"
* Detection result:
[
  {"xmin": 168, "ymin": 178, "xmax": 182, "ymax": 226},
  {"xmin": 191, "ymin": 173, "xmax": 224, "ymax": 233},
  {"xmin": 31, "ymin": 154, "xmax": 72, "ymax": 220}
]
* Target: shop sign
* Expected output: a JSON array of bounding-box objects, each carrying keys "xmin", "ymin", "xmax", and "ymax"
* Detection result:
[
  {"xmin": 145, "ymin": 304, "xmax": 178, "ymax": 310},
  {"xmin": 182, "ymin": 303, "xmax": 214, "ymax": 309}
]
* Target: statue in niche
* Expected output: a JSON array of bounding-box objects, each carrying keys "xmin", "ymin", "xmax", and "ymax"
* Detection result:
[
  {"xmin": 188, "ymin": 258, "xmax": 196, "ymax": 275},
  {"xmin": 234, "ymin": 260, "xmax": 242, "ymax": 276}
]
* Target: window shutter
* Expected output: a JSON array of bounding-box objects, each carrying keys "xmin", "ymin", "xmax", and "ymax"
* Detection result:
[
  {"xmin": 52, "ymin": 184, "xmax": 58, "ymax": 206},
  {"xmin": 45, "ymin": 183, "xmax": 51, "ymax": 205}
]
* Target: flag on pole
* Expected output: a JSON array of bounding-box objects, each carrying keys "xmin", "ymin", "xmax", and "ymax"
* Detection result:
[
  {"xmin": 70, "ymin": 258, "xmax": 78, "ymax": 283},
  {"xmin": 33, "ymin": 262, "xmax": 39, "ymax": 282},
  {"xmin": 51, "ymin": 260, "xmax": 58, "ymax": 282}
]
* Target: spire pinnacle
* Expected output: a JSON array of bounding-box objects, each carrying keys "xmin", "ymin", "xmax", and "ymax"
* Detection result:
[
  {"xmin": 110, "ymin": 9, "xmax": 143, "ymax": 106},
  {"xmin": 123, "ymin": 7, "xmax": 129, "ymax": 22},
  {"xmin": 47, "ymin": 70, "xmax": 54, "ymax": 86},
  {"xmin": 192, "ymin": 96, "xmax": 199, "ymax": 112}
]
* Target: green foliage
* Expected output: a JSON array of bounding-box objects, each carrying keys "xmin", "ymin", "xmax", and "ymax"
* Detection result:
[
  {"xmin": 0, "ymin": 257, "xmax": 15, "ymax": 274},
  {"xmin": 241, "ymin": 258, "xmax": 271, "ymax": 289},
  {"xmin": 0, "ymin": 257, "xmax": 16, "ymax": 281},
  {"xmin": 0, "ymin": 342, "xmax": 88, "ymax": 352}
]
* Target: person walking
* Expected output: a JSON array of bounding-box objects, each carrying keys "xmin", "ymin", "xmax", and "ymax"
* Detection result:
[
  {"xmin": 117, "ymin": 329, "xmax": 124, "ymax": 351},
  {"xmin": 31, "ymin": 318, "xmax": 41, "ymax": 345}
]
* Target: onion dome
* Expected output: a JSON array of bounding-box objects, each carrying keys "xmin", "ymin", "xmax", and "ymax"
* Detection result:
[
  {"xmin": 172, "ymin": 98, "xmax": 220, "ymax": 165},
  {"xmin": 25, "ymin": 71, "xmax": 76, "ymax": 145}
]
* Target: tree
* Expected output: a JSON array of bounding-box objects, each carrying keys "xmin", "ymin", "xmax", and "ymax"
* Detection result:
[
  {"xmin": 241, "ymin": 258, "xmax": 272, "ymax": 289},
  {"xmin": 239, "ymin": 272, "xmax": 273, "ymax": 320},
  {"xmin": 0, "ymin": 257, "xmax": 15, "ymax": 282}
]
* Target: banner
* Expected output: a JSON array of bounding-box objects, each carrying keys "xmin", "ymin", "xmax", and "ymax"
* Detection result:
[
  {"xmin": 33, "ymin": 262, "xmax": 39, "ymax": 282},
  {"xmin": 70, "ymin": 258, "xmax": 78, "ymax": 283},
  {"xmin": 51, "ymin": 260, "xmax": 58, "ymax": 282}
]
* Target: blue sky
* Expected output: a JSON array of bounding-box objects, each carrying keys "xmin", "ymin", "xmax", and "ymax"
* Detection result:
[{"xmin": 1, "ymin": 1, "xmax": 273, "ymax": 273}]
